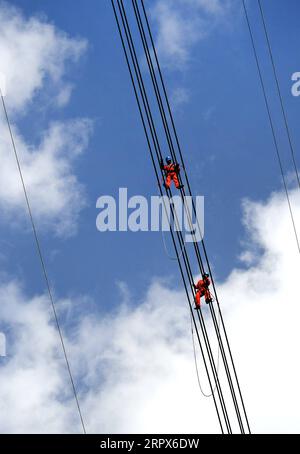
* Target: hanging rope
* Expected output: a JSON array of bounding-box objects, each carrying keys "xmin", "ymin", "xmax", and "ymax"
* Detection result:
[
  {"xmin": 158, "ymin": 185, "xmax": 187, "ymax": 262},
  {"xmin": 191, "ymin": 306, "xmax": 221, "ymax": 398},
  {"xmin": 161, "ymin": 223, "xmax": 186, "ymax": 262}
]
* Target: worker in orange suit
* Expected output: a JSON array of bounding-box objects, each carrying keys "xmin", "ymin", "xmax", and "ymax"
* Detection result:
[
  {"xmin": 160, "ymin": 156, "xmax": 184, "ymax": 190},
  {"xmin": 193, "ymin": 273, "xmax": 213, "ymax": 309}
]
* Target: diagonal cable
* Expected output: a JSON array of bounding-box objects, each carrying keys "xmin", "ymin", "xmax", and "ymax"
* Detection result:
[
  {"xmin": 242, "ymin": 0, "xmax": 300, "ymax": 256},
  {"xmin": 258, "ymin": 0, "xmax": 300, "ymax": 190},
  {"xmin": 0, "ymin": 90, "xmax": 86, "ymax": 434}
]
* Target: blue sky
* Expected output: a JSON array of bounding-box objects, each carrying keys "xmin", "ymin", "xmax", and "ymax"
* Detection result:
[
  {"xmin": 0, "ymin": 0, "xmax": 300, "ymax": 433},
  {"xmin": 2, "ymin": 0, "xmax": 297, "ymax": 309}
]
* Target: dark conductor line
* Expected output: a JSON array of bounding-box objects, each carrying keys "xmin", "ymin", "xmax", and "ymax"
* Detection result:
[
  {"xmin": 133, "ymin": 0, "xmax": 249, "ymax": 434},
  {"xmin": 111, "ymin": 0, "xmax": 228, "ymax": 434},
  {"xmin": 111, "ymin": 0, "xmax": 251, "ymax": 434},
  {"xmin": 139, "ymin": 0, "xmax": 251, "ymax": 434},
  {"xmin": 117, "ymin": 0, "xmax": 236, "ymax": 434}
]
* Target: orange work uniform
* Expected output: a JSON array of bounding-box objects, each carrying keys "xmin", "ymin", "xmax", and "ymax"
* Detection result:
[
  {"xmin": 194, "ymin": 276, "xmax": 212, "ymax": 308},
  {"xmin": 163, "ymin": 163, "xmax": 181, "ymax": 189}
]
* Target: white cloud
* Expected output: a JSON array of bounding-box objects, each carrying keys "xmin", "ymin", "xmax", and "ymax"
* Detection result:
[
  {"xmin": 0, "ymin": 3, "xmax": 91, "ymax": 235},
  {"xmin": 0, "ymin": 281, "xmax": 79, "ymax": 433},
  {"xmin": 170, "ymin": 86, "xmax": 190, "ymax": 109},
  {"xmin": 1, "ymin": 185, "xmax": 300, "ymax": 433},
  {"xmin": 0, "ymin": 2, "xmax": 87, "ymax": 112},
  {"xmin": 0, "ymin": 277, "xmax": 218, "ymax": 433},
  {"xmin": 0, "ymin": 118, "xmax": 92, "ymax": 236},
  {"xmin": 151, "ymin": 1, "xmax": 202, "ymax": 69},
  {"xmin": 151, "ymin": 0, "xmax": 234, "ymax": 68},
  {"xmin": 219, "ymin": 189, "xmax": 300, "ymax": 433},
  {"xmin": 54, "ymin": 83, "xmax": 74, "ymax": 108}
]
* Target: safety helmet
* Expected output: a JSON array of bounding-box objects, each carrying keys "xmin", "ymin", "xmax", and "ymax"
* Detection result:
[
  {"xmin": 203, "ymin": 273, "xmax": 209, "ymax": 278},
  {"xmin": 166, "ymin": 156, "xmax": 172, "ymax": 164}
]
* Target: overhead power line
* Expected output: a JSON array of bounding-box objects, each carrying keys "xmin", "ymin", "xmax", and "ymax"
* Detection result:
[
  {"xmin": 111, "ymin": 0, "xmax": 228, "ymax": 433},
  {"xmin": 120, "ymin": 0, "xmax": 235, "ymax": 432},
  {"xmin": 258, "ymin": 0, "xmax": 300, "ymax": 190},
  {"xmin": 137, "ymin": 0, "xmax": 251, "ymax": 434},
  {"xmin": 111, "ymin": 0, "xmax": 251, "ymax": 434},
  {"xmin": 242, "ymin": 0, "xmax": 300, "ymax": 256}
]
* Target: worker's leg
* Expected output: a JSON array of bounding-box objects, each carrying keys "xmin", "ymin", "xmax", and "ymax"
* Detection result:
[
  {"xmin": 164, "ymin": 174, "xmax": 171, "ymax": 189},
  {"xmin": 172, "ymin": 173, "xmax": 183, "ymax": 189},
  {"xmin": 172, "ymin": 173, "xmax": 180, "ymax": 188},
  {"xmin": 195, "ymin": 291, "xmax": 201, "ymax": 308},
  {"xmin": 204, "ymin": 289, "xmax": 212, "ymax": 303}
]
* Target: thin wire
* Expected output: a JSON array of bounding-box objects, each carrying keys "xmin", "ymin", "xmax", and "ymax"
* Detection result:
[
  {"xmin": 258, "ymin": 0, "xmax": 300, "ymax": 190},
  {"xmin": 242, "ymin": 0, "xmax": 300, "ymax": 256},
  {"xmin": 0, "ymin": 90, "xmax": 87, "ymax": 434}
]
